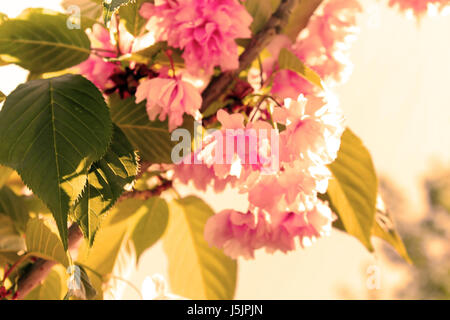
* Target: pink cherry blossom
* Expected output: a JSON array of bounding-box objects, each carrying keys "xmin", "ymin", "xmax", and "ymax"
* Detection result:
[
  {"xmin": 271, "ymin": 0, "xmax": 362, "ymax": 99},
  {"xmin": 204, "ymin": 209, "xmax": 271, "ymax": 259},
  {"xmin": 388, "ymin": 0, "xmax": 450, "ymax": 18},
  {"xmin": 76, "ymin": 24, "xmax": 118, "ymax": 90},
  {"xmin": 273, "ymin": 94, "xmax": 345, "ymax": 166},
  {"xmin": 204, "ymin": 200, "xmax": 335, "ymax": 259},
  {"xmin": 135, "ymin": 76, "xmax": 202, "ymax": 132},
  {"xmin": 268, "ymin": 201, "xmax": 335, "ymax": 253},
  {"xmin": 140, "ymin": 0, "xmax": 253, "ymax": 74}
]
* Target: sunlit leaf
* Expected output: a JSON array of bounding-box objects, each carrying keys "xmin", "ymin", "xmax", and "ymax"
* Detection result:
[
  {"xmin": 25, "ymin": 218, "xmax": 69, "ymax": 267},
  {"xmin": 163, "ymin": 196, "xmax": 237, "ymax": 300},
  {"xmin": 245, "ymin": 0, "xmax": 280, "ymax": 34},
  {"xmin": 0, "ymin": 75, "xmax": 113, "ymax": 249},
  {"xmin": 0, "ymin": 215, "xmax": 26, "ymax": 253},
  {"xmin": 72, "ymin": 125, "xmax": 138, "ymax": 246},
  {"xmin": 372, "ymin": 195, "xmax": 412, "ymax": 263},
  {"xmin": 278, "ymin": 48, "xmax": 324, "ymax": 89},
  {"xmin": 120, "ymin": 0, "xmax": 149, "ymax": 36},
  {"xmin": 283, "ymin": 0, "xmax": 323, "ymax": 41},
  {"xmin": 0, "ymin": 186, "xmax": 29, "ymax": 233},
  {"xmin": 131, "ymin": 197, "xmax": 169, "ymax": 264},
  {"xmin": 326, "ymin": 128, "xmax": 377, "ymax": 251},
  {"xmin": 110, "ymin": 94, "xmax": 193, "ymax": 163},
  {"xmin": 0, "ymin": 165, "xmax": 12, "ymax": 188},
  {"xmin": 103, "ymin": 0, "xmax": 133, "ymax": 26},
  {"xmin": 0, "ymin": 9, "xmax": 91, "ymax": 73}
]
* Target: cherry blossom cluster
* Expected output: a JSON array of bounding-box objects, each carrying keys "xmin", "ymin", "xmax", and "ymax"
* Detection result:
[
  {"xmin": 74, "ymin": 0, "xmax": 363, "ymax": 259},
  {"xmin": 270, "ymin": 0, "xmax": 363, "ymax": 100},
  {"xmin": 175, "ymin": 92, "xmax": 344, "ymax": 259}
]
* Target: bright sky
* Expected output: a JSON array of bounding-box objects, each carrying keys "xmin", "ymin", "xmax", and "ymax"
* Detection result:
[{"xmin": 0, "ymin": 0, "xmax": 448, "ymax": 299}]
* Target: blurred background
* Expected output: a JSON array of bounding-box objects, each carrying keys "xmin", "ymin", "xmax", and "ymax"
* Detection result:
[{"xmin": 0, "ymin": 0, "xmax": 449, "ymax": 299}]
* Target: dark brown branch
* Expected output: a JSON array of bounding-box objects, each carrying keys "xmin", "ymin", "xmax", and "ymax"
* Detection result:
[
  {"xmin": 15, "ymin": 223, "xmax": 83, "ymax": 300},
  {"xmin": 200, "ymin": 0, "xmax": 297, "ymax": 112}
]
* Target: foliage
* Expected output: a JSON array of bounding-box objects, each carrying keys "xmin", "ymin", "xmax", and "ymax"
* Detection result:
[{"xmin": 0, "ymin": 0, "xmax": 429, "ymax": 301}]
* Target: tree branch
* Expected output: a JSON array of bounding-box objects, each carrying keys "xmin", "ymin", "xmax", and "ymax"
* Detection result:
[
  {"xmin": 15, "ymin": 223, "xmax": 83, "ymax": 300},
  {"xmin": 200, "ymin": 0, "xmax": 297, "ymax": 112}
]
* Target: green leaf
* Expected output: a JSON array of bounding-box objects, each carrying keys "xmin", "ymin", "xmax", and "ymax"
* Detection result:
[
  {"xmin": 0, "ymin": 74, "xmax": 113, "ymax": 249},
  {"xmin": 77, "ymin": 217, "xmax": 127, "ymax": 276},
  {"xmin": 372, "ymin": 197, "xmax": 411, "ymax": 263},
  {"xmin": 25, "ymin": 218, "xmax": 69, "ymax": 267},
  {"xmin": 326, "ymin": 129, "xmax": 377, "ymax": 251},
  {"xmin": 245, "ymin": 0, "xmax": 280, "ymax": 34},
  {"xmin": 26, "ymin": 266, "xmax": 67, "ymax": 300},
  {"xmin": 103, "ymin": 0, "xmax": 133, "ymax": 26},
  {"xmin": 0, "ymin": 165, "xmax": 12, "ymax": 188},
  {"xmin": 119, "ymin": 0, "xmax": 149, "ymax": 36},
  {"xmin": 131, "ymin": 197, "xmax": 168, "ymax": 264},
  {"xmin": 0, "ymin": 9, "xmax": 91, "ymax": 73},
  {"xmin": 110, "ymin": 94, "xmax": 193, "ymax": 163},
  {"xmin": 163, "ymin": 196, "xmax": 237, "ymax": 300},
  {"xmin": 283, "ymin": 0, "xmax": 323, "ymax": 41},
  {"xmin": 72, "ymin": 125, "xmax": 138, "ymax": 246},
  {"xmin": 278, "ymin": 48, "xmax": 324, "ymax": 90},
  {"xmin": 0, "ymin": 186, "xmax": 29, "ymax": 233},
  {"xmin": 0, "ymin": 215, "xmax": 26, "ymax": 253}
]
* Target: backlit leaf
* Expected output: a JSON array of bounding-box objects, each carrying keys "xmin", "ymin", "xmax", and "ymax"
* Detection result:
[
  {"xmin": 110, "ymin": 94, "xmax": 193, "ymax": 163},
  {"xmin": 163, "ymin": 196, "xmax": 237, "ymax": 300},
  {"xmin": 326, "ymin": 129, "xmax": 377, "ymax": 251},
  {"xmin": 0, "ymin": 186, "xmax": 29, "ymax": 233},
  {"xmin": 278, "ymin": 48, "xmax": 324, "ymax": 90},
  {"xmin": 0, "ymin": 9, "xmax": 91, "ymax": 73},
  {"xmin": 72, "ymin": 125, "xmax": 138, "ymax": 246},
  {"xmin": 25, "ymin": 218, "xmax": 69, "ymax": 267},
  {"xmin": 0, "ymin": 75, "xmax": 113, "ymax": 249},
  {"xmin": 131, "ymin": 197, "xmax": 168, "ymax": 264}
]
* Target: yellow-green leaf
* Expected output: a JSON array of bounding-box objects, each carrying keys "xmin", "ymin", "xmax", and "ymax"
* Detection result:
[
  {"xmin": 163, "ymin": 196, "xmax": 237, "ymax": 300},
  {"xmin": 372, "ymin": 196, "xmax": 412, "ymax": 263},
  {"xmin": 0, "ymin": 186, "xmax": 29, "ymax": 233},
  {"xmin": 131, "ymin": 197, "xmax": 169, "ymax": 264},
  {"xmin": 278, "ymin": 48, "xmax": 324, "ymax": 90},
  {"xmin": 25, "ymin": 218, "xmax": 69, "ymax": 267},
  {"xmin": 0, "ymin": 9, "xmax": 91, "ymax": 73},
  {"xmin": 327, "ymin": 128, "xmax": 377, "ymax": 251},
  {"xmin": 0, "ymin": 214, "xmax": 26, "ymax": 253},
  {"xmin": 0, "ymin": 165, "xmax": 12, "ymax": 188},
  {"xmin": 0, "ymin": 75, "xmax": 113, "ymax": 249}
]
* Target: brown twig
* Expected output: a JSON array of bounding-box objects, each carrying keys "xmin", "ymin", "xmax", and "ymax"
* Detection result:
[{"xmin": 15, "ymin": 223, "xmax": 83, "ymax": 300}]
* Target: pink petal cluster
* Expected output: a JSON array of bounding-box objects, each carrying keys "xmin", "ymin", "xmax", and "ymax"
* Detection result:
[
  {"xmin": 204, "ymin": 200, "xmax": 334, "ymax": 259},
  {"xmin": 135, "ymin": 76, "xmax": 202, "ymax": 132},
  {"xmin": 271, "ymin": 0, "xmax": 362, "ymax": 100},
  {"xmin": 140, "ymin": 0, "xmax": 253, "ymax": 74},
  {"xmin": 387, "ymin": 0, "xmax": 450, "ymax": 18},
  {"xmin": 76, "ymin": 24, "xmax": 118, "ymax": 90},
  {"xmin": 76, "ymin": 22, "xmax": 154, "ymax": 91},
  {"xmin": 176, "ymin": 93, "xmax": 344, "ymax": 258}
]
